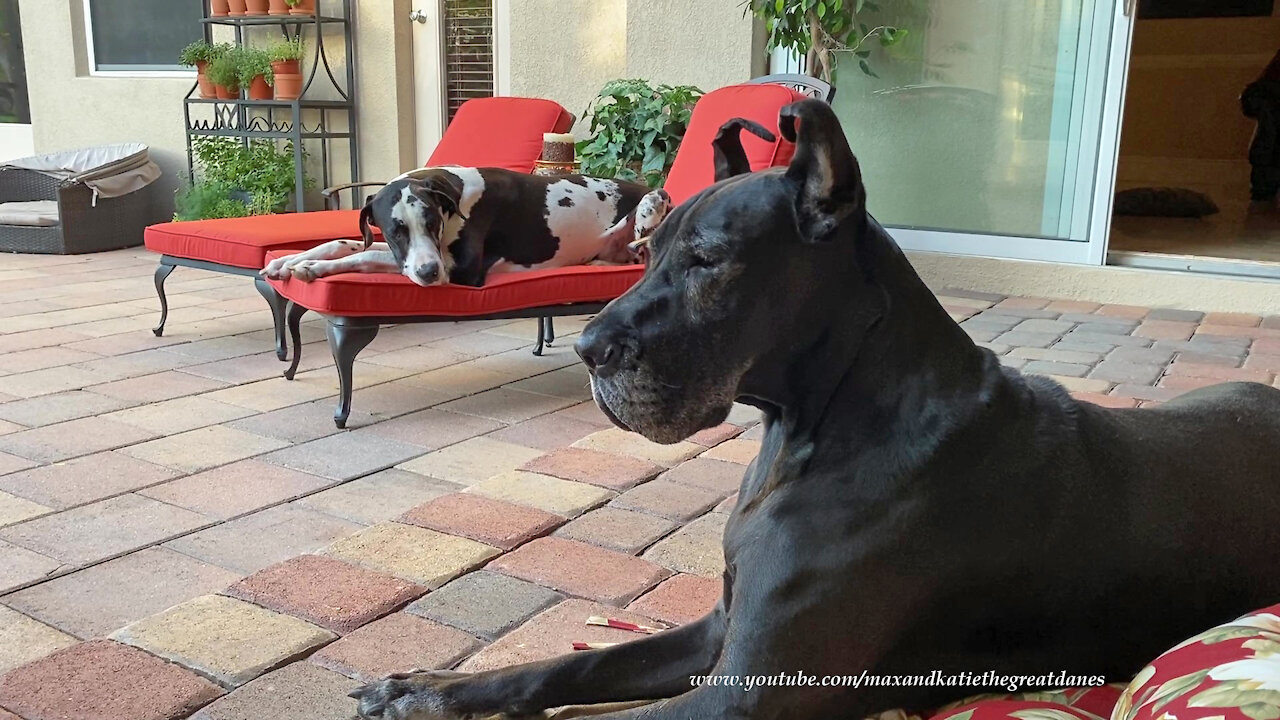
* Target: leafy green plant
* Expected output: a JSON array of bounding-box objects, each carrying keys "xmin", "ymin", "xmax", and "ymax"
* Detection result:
[
  {"xmin": 267, "ymin": 37, "xmax": 304, "ymax": 63},
  {"xmin": 237, "ymin": 48, "xmax": 274, "ymax": 88},
  {"xmin": 174, "ymin": 180, "xmax": 251, "ymax": 221},
  {"xmin": 206, "ymin": 53, "xmax": 240, "ymax": 90},
  {"xmin": 577, "ymin": 79, "xmax": 702, "ymax": 188},
  {"xmin": 744, "ymin": 0, "xmax": 907, "ymax": 82},
  {"xmin": 191, "ymin": 137, "xmax": 312, "ymax": 216},
  {"xmin": 178, "ymin": 41, "xmax": 230, "ymax": 67}
]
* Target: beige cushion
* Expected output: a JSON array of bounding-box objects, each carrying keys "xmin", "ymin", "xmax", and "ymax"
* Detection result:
[{"xmin": 0, "ymin": 201, "xmax": 60, "ymax": 227}]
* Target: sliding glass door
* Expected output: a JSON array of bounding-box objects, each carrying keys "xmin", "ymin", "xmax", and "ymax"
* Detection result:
[{"xmin": 832, "ymin": 0, "xmax": 1134, "ymax": 264}]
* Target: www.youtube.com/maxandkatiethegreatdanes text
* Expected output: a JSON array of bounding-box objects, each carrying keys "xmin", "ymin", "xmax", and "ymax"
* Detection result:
[{"xmin": 689, "ymin": 670, "xmax": 1108, "ymax": 693}]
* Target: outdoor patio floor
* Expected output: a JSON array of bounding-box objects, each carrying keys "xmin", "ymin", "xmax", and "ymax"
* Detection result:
[{"xmin": 0, "ymin": 247, "xmax": 1278, "ymax": 719}]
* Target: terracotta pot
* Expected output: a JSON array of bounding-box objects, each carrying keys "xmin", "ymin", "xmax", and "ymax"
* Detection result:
[
  {"xmin": 227, "ymin": 0, "xmax": 248, "ymax": 16},
  {"xmin": 210, "ymin": 0, "xmax": 231, "ymax": 16},
  {"xmin": 268, "ymin": 0, "xmax": 290, "ymax": 14},
  {"xmin": 273, "ymin": 73, "xmax": 303, "ymax": 100},
  {"xmin": 245, "ymin": 0, "xmax": 270, "ymax": 15},
  {"xmin": 288, "ymin": 0, "xmax": 316, "ymax": 15},
  {"xmin": 247, "ymin": 75, "xmax": 273, "ymax": 100},
  {"xmin": 215, "ymin": 83, "xmax": 240, "ymax": 100},
  {"xmin": 270, "ymin": 59, "xmax": 300, "ymax": 76},
  {"xmin": 195, "ymin": 61, "xmax": 217, "ymax": 98}
]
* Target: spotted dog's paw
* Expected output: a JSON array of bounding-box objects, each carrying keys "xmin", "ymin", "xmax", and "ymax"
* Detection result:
[
  {"xmin": 289, "ymin": 260, "xmax": 322, "ymax": 282},
  {"xmin": 261, "ymin": 254, "xmax": 295, "ymax": 280},
  {"xmin": 349, "ymin": 670, "xmax": 471, "ymax": 720},
  {"xmin": 633, "ymin": 189, "xmax": 672, "ymax": 241}
]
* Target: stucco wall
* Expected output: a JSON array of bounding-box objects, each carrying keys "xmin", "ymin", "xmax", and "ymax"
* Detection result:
[
  {"xmin": 508, "ymin": 0, "xmax": 763, "ymax": 134},
  {"xmin": 18, "ymin": 0, "xmax": 411, "ymax": 216}
]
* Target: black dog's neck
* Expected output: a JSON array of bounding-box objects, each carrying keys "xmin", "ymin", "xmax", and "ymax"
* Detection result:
[{"xmin": 740, "ymin": 217, "xmax": 996, "ymax": 476}]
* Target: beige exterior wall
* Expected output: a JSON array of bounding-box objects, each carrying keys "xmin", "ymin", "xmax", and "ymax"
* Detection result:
[
  {"xmin": 17, "ymin": 0, "xmax": 756, "ymax": 215},
  {"xmin": 508, "ymin": 0, "xmax": 763, "ymax": 133}
]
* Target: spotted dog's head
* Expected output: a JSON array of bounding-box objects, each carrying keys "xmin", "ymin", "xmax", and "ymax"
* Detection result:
[
  {"xmin": 575, "ymin": 101, "xmax": 869, "ymax": 443},
  {"xmin": 359, "ymin": 173, "xmax": 464, "ymax": 287}
]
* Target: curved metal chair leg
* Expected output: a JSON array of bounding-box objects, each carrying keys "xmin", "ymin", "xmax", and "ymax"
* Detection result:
[
  {"xmin": 253, "ymin": 277, "xmax": 290, "ymax": 361},
  {"xmin": 545, "ymin": 316, "xmax": 556, "ymax": 346},
  {"xmin": 327, "ymin": 320, "xmax": 379, "ymax": 429},
  {"xmin": 152, "ymin": 263, "xmax": 176, "ymax": 337},
  {"xmin": 282, "ymin": 301, "xmax": 309, "ymax": 381},
  {"xmin": 532, "ymin": 317, "xmax": 547, "ymax": 356}
]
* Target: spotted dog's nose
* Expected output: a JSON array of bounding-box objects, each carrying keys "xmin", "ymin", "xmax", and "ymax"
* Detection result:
[
  {"xmin": 575, "ymin": 326, "xmax": 623, "ymax": 378},
  {"xmin": 414, "ymin": 261, "xmax": 440, "ymax": 285}
]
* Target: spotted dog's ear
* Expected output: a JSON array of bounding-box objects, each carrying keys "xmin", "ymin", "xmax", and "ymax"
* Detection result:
[
  {"xmin": 411, "ymin": 176, "xmax": 467, "ymax": 221},
  {"xmin": 713, "ymin": 118, "xmax": 777, "ymax": 182},
  {"xmin": 358, "ymin": 201, "xmax": 377, "ymax": 250},
  {"xmin": 778, "ymin": 100, "xmax": 865, "ymax": 243}
]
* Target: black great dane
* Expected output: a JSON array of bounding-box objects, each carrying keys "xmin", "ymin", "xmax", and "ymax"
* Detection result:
[{"xmin": 351, "ymin": 100, "xmax": 1280, "ymax": 720}]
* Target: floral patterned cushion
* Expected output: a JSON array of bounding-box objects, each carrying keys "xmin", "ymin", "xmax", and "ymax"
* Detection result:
[
  {"xmin": 927, "ymin": 685, "xmax": 1126, "ymax": 720},
  {"xmin": 1114, "ymin": 604, "xmax": 1280, "ymax": 720}
]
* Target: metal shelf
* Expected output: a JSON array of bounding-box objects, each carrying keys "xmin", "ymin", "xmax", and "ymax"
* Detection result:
[{"xmin": 184, "ymin": 0, "xmax": 359, "ymax": 212}]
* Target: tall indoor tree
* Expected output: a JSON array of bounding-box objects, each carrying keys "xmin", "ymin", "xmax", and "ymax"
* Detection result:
[{"xmin": 745, "ymin": 0, "xmax": 906, "ymax": 82}]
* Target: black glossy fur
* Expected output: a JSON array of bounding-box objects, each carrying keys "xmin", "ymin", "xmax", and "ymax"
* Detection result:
[{"xmin": 349, "ymin": 101, "xmax": 1280, "ymax": 720}]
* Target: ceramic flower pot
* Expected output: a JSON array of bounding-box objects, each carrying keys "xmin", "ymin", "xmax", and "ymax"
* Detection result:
[
  {"xmin": 273, "ymin": 73, "xmax": 303, "ymax": 101},
  {"xmin": 215, "ymin": 83, "xmax": 240, "ymax": 100},
  {"xmin": 268, "ymin": 0, "xmax": 290, "ymax": 14},
  {"xmin": 245, "ymin": 0, "xmax": 270, "ymax": 15},
  {"xmin": 247, "ymin": 75, "xmax": 273, "ymax": 100},
  {"xmin": 210, "ymin": 0, "xmax": 231, "ymax": 16},
  {"xmin": 288, "ymin": 0, "xmax": 316, "ymax": 16},
  {"xmin": 195, "ymin": 61, "xmax": 217, "ymax": 99},
  {"xmin": 270, "ymin": 59, "xmax": 301, "ymax": 77},
  {"xmin": 227, "ymin": 0, "xmax": 248, "ymax": 16}
]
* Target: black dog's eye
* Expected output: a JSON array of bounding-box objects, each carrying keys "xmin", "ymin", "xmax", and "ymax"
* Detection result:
[{"xmin": 687, "ymin": 252, "xmax": 716, "ymax": 269}]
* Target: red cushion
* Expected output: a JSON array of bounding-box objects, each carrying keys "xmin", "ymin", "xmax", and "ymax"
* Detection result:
[
  {"xmin": 144, "ymin": 210, "xmax": 362, "ymax": 269},
  {"xmin": 662, "ymin": 84, "xmax": 808, "ymax": 206},
  {"xmin": 264, "ymin": 251, "xmax": 643, "ymax": 317},
  {"xmin": 427, "ymin": 97, "xmax": 574, "ymax": 172},
  {"xmin": 1113, "ymin": 603, "xmax": 1280, "ymax": 720}
]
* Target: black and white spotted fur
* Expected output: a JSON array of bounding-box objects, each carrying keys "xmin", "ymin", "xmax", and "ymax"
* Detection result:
[{"xmin": 262, "ymin": 167, "xmax": 671, "ymax": 287}]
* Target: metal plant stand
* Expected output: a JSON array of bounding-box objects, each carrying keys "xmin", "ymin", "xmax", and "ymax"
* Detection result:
[{"xmin": 184, "ymin": 0, "xmax": 360, "ymax": 211}]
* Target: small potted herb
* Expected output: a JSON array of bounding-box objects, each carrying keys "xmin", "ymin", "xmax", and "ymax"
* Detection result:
[
  {"xmin": 206, "ymin": 53, "xmax": 241, "ymax": 100},
  {"xmin": 238, "ymin": 48, "xmax": 274, "ymax": 101},
  {"xmin": 286, "ymin": 0, "xmax": 316, "ymax": 16},
  {"xmin": 268, "ymin": 38, "xmax": 305, "ymax": 100},
  {"xmin": 178, "ymin": 41, "xmax": 229, "ymax": 99}
]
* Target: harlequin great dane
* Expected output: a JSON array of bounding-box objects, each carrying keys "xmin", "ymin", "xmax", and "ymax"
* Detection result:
[
  {"xmin": 349, "ymin": 101, "xmax": 1280, "ymax": 720},
  {"xmin": 262, "ymin": 167, "xmax": 672, "ymax": 287}
]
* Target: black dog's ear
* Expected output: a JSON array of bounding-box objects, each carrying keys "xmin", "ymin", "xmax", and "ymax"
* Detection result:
[
  {"xmin": 778, "ymin": 100, "xmax": 865, "ymax": 243},
  {"xmin": 410, "ymin": 176, "xmax": 466, "ymax": 221},
  {"xmin": 713, "ymin": 118, "xmax": 777, "ymax": 182},
  {"xmin": 358, "ymin": 202, "xmax": 377, "ymax": 250}
]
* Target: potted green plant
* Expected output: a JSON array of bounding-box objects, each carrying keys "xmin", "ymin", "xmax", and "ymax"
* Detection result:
[
  {"xmin": 268, "ymin": 38, "xmax": 305, "ymax": 100},
  {"xmin": 174, "ymin": 179, "xmax": 251, "ymax": 221},
  {"xmin": 178, "ymin": 41, "xmax": 229, "ymax": 99},
  {"xmin": 210, "ymin": 0, "xmax": 231, "ymax": 17},
  {"xmin": 578, "ymin": 79, "xmax": 702, "ymax": 188},
  {"xmin": 245, "ymin": 0, "xmax": 270, "ymax": 15},
  {"xmin": 286, "ymin": 0, "xmax": 316, "ymax": 16},
  {"xmin": 268, "ymin": 0, "xmax": 290, "ymax": 14},
  {"xmin": 237, "ymin": 48, "xmax": 274, "ymax": 101},
  {"xmin": 744, "ymin": 0, "xmax": 906, "ymax": 82},
  {"xmin": 228, "ymin": 0, "xmax": 248, "ymax": 16},
  {"xmin": 206, "ymin": 53, "xmax": 241, "ymax": 100},
  {"xmin": 184, "ymin": 137, "xmax": 313, "ymax": 218}
]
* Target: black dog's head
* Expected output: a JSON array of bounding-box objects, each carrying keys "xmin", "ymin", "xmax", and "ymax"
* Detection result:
[
  {"xmin": 359, "ymin": 172, "xmax": 464, "ymax": 287},
  {"xmin": 575, "ymin": 100, "xmax": 869, "ymax": 443}
]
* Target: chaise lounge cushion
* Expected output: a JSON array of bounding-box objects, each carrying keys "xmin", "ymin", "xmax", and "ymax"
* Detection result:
[
  {"xmin": 145, "ymin": 210, "xmax": 362, "ymax": 270},
  {"xmin": 662, "ymin": 84, "xmax": 808, "ymax": 205},
  {"xmin": 264, "ymin": 250, "xmax": 643, "ymax": 317},
  {"xmin": 428, "ymin": 97, "xmax": 575, "ymax": 173}
]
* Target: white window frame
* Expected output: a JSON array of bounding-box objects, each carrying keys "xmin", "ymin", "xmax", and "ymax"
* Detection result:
[{"xmin": 82, "ymin": 0, "xmax": 197, "ymax": 78}]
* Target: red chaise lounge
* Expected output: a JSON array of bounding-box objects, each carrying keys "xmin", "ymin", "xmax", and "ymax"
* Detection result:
[
  {"xmin": 141, "ymin": 97, "xmax": 574, "ymax": 359},
  {"xmin": 268, "ymin": 76, "xmax": 833, "ymax": 428}
]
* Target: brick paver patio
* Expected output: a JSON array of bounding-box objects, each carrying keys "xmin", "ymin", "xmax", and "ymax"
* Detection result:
[{"xmin": 1, "ymin": 248, "xmax": 1279, "ymax": 718}]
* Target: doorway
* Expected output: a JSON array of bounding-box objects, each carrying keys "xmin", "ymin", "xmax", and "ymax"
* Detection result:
[
  {"xmin": 410, "ymin": 0, "xmax": 498, "ymax": 164},
  {"xmin": 1107, "ymin": 2, "xmax": 1280, "ymax": 271},
  {"xmin": 0, "ymin": 0, "xmax": 32, "ymax": 162}
]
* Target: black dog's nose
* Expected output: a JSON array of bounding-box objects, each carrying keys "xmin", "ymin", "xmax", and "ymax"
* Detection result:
[
  {"xmin": 575, "ymin": 328, "xmax": 622, "ymax": 377},
  {"xmin": 414, "ymin": 262, "xmax": 440, "ymax": 284}
]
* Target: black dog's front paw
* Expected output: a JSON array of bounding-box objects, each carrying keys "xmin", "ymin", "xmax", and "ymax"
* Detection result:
[{"xmin": 350, "ymin": 670, "xmax": 471, "ymax": 720}]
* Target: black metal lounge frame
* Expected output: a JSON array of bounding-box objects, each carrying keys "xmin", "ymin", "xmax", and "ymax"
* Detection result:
[
  {"xmin": 282, "ymin": 301, "xmax": 602, "ymax": 428},
  {"xmin": 152, "ymin": 254, "xmax": 291, "ymax": 361}
]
